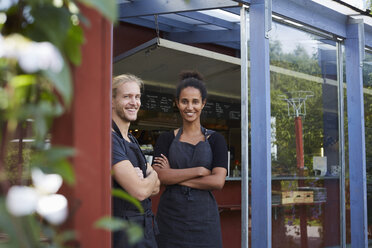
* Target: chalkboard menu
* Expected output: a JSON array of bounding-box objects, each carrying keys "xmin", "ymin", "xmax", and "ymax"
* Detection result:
[
  {"xmin": 203, "ymin": 101, "xmax": 240, "ymax": 120},
  {"xmin": 141, "ymin": 90, "xmax": 174, "ymax": 113},
  {"xmin": 159, "ymin": 95, "xmax": 173, "ymax": 113},
  {"xmin": 203, "ymin": 102, "xmax": 215, "ymax": 117},
  {"xmin": 141, "ymin": 90, "xmax": 241, "ymax": 120}
]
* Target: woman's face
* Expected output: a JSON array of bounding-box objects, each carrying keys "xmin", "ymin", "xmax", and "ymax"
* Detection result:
[{"xmin": 176, "ymin": 86, "xmax": 206, "ymax": 123}]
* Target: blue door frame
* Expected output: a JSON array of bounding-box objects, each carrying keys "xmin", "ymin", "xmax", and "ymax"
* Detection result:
[{"xmin": 117, "ymin": 0, "xmax": 371, "ymax": 246}]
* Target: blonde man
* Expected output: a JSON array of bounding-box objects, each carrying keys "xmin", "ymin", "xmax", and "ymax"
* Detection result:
[{"xmin": 112, "ymin": 74, "xmax": 160, "ymax": 248}]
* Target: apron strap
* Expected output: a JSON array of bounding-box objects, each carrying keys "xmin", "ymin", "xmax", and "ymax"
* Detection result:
[
  {"xmin": 175, "ymin": 127, "xmax": 183, "ymax": 140},
  {"xmin": 112, "ymin": 120, "xmax": 123, "ymax": 138},
  {"xmin": 128, "ymin": 133, "xmax": 148, "ymax": 174},
  {"xmin": 176, "ymin": 126, "xmax": 212, "ymax": 141},
  {"xmin": 112, "ymin": 120, "xmax": 148, "ymax": 174}
]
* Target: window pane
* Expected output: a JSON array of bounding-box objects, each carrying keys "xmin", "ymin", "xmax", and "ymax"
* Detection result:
[
  {"xmin": 270, "ymin": 21, "xmax": 340, "ymax": 247},
  {"xmin": 363, "ymin": 51, "xmax": 372, "ymax": 242}
]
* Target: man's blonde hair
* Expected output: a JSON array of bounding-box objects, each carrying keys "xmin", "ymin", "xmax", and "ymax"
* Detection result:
[{"xmin": 112, "ymin": 74, "xmax": 144, "ymax": 98}]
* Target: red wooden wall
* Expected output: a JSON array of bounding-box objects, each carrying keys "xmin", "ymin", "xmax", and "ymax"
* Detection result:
[{"xmin": 52, "ymin": 6, "xmax": 112, "ymax": 248}]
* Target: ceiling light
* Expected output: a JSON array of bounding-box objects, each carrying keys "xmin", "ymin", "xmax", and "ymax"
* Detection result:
[
  {"xmin": 283, "ymin": 19, "xmax": 303, "ymax": 27},
  {"xmin": 199, "ymin": 9, "xmax": 240, "ymax": 22},
  {"xmin": 272, "ymin": 14, "xmax": 283, "ymax": 20}
]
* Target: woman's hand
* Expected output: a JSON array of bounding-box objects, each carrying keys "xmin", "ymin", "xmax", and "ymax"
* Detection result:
[
  {"xmin": 198, "ymin": 167, "xmax": 212, "ymax": 177},
  {"xmin": 153, "ymin": 154, "xmax": 170, "ymax": 169}
]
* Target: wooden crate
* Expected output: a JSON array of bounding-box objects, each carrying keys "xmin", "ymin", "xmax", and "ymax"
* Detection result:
[{"xmin": 281, "ymin": 191, "xmax": 314, "ymax": 204}]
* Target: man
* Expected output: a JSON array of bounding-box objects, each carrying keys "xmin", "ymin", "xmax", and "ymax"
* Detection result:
[{"xmin": 111, "ymin": 74, "xmax": 160, "ymax": 248}]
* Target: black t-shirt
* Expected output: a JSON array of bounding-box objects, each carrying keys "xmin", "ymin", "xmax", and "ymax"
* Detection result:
[
  {"xmin": 153, "ymin": 130, "xmax": 228, "ymax": 170},
  {"xmin": 112, "ymin": 131, "xmax": 151, "ymax": 212}
]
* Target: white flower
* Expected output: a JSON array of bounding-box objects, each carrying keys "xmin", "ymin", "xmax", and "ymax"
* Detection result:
[
  {"xmin": 19, "ymin": 42, "xmax": 63, "ymax": 73},
  {"xmin": 32, "ymin": 168, "xmax": 63, "ymax": 194},
  {"xmin": 37, "ymin": 194, "xmax": 68, "ymax": 225},
  {"xmin": 0, "ymin": 34, "xmax": 63, "ymax": 73},
  {"xmin": 5, "ymin": 168, "xmax": 68, "ymax": 225},
  {"xmin": 6, "ymin": 186, "xmax": 38, "ymax": 216},
  {"xmin": 0, "ymin": 0, "xmax": 18, "ymax": 11},
  {"xmin": 53, "ymin": 0, "xmax": 63, "ymax": 8},
  {"xmin": 68, "ymin": 2, "xmax": 79, "ymax": 14}
]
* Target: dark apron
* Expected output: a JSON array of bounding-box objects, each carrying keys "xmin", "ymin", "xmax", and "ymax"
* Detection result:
[
  {"xmin": 156, "ymin": 127, "xmax": 223, "ymax": 248},
  {"xmin": 112, "ymin": 121, "xmax": 158, "ymax": 248}
]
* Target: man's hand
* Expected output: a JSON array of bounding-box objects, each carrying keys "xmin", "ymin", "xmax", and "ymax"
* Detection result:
[
  {"xmin": 113, "ymin": 160, "xmax": 160, "ymax": 201},
  {"xmin": 151, "ymin": 176, "xmax": 161, "ymax": 195},
  {"xmin": 134, "ymin": 167, "xmax": 144, "ymax": 179},
  {"xmin": 146, "ymin": 163, "xmax": 155, "ymax": 176},
  {"xmin": 146, "ymin": 164, "xmax": 160, "ymax": 195}
]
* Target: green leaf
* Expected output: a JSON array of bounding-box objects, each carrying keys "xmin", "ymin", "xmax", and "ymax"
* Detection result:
[
  {"xmin": 78, "ymin": 0, "xmax": 117, "ymax": 23},
  {"xmin": 43, "ymin": 60, "xmax": 72, "ymax": 107},
  {"xmin": 125, "ymin": 223, "xmax": 143, "ymax": 245},
  {"xmin": 41, "ymin": 146, "xmax": 76, "ymax": 161},
  {"xmin": 94, "ymin": 216, "xmax": 143, "ymax": 244},
  {"xmin": 26, "ymin": 5, "xmax": 72, "ymax": 49},
  {"xmin": 94, "ymin": 216, "xmax": 126, "ymax": 231},
  {"xmin": 22, "ymin": 215, "xmax": 42, "ymax": 247},
  {"xmin": 32, "ymin": 102, "xmax": 55, "ymax": 141},
  {"xmin": 9, "ymin": 74, "xmax": 36, "ymax": 88},
  {"xmin": 111, "ymin": 189, "xmax": 143, "ymax": 213},
  {"xmin": 0, "ymin": 199, "xmax": 18, "ymax": 243},
  {"xmin": 58, "ymin": 230, "xmax": 76, "ymax": 243},
  {"xmin": 30, "ymin": 147, "xmax": 76, "ymax": 185},
  {"xmin": 8, "ymin": 75, "xmax": 36, "ymax": 109},
  {"xmin": 63, "ymin": 25, "xmax": 84, "ymax": 66},
  {"xmin": 0, "ymin": 88, "xmax": 8, "ymax": 109},
  {"xmin": 42, "ymin": 159, "xmax": 75, "ymax": 185},
  {"xmin": 17, "ymin": 101, "xmax": 63, "ymax": 143},
  {"xmin": 0, "ymin": 199, "xmax": 43, "ymax": 248}
]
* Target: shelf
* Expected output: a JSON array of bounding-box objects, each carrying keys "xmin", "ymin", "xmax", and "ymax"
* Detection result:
[
  {"xmin": 218, "ymin": 201, "xmax": 326, "ymax": 212},
  {"xmin": 225, "ymin": 176, "xmax": 340, "ymax": 181},
  {"xmin": 272, "ymin": 201, "xmax": 326, "ymax": 207},
  {"xmin": 218, "ymin": 204, "xmax": 241, "ymax": 212},
  {"xmin": 272, "ymin": 176, "xmax": 340, "ymax": 180},
  {"xmin": 225, "ymin": 176, "xmax": 242, "ymax": 181}
]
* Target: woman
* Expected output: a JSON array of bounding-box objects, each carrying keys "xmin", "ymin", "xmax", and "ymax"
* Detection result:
[{"xmin": 153, "ymin": 71, "xmax": 228, "ymax": 248}]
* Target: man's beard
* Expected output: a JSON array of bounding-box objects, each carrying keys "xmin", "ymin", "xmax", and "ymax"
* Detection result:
[{"xmin": 115, "ymin": 107, "xmax": 137, "ymax": 123}]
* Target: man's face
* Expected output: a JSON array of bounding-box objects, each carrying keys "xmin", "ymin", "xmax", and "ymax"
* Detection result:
[{"xmin": 113, "ymin": 81, "xmax": 141, "ymax": 123}]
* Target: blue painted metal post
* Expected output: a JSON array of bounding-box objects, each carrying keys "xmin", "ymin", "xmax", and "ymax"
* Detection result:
[
  {"xmin": 240, "ymin": 5, "xmax": 249, "ymax": 248},
  {"xmin": 250, "ymin": 0, "xmax": 272, "ymax": 247},
  {"xmin": 345, "ymin": 18, "xmax": 368, "ymax": 248}
]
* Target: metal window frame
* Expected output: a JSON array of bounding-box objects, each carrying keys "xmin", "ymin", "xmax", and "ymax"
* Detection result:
[{"xmin": 114, "ymin": 0, "xmax": 371, "ymax": 246}]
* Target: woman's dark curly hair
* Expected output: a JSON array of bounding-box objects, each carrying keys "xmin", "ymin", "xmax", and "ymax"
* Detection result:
[{"xmin": 175, "ymin": 71, "xmax": 207, "ymax": 101}]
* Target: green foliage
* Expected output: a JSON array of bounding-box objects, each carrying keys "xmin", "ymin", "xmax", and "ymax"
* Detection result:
[
  {"xmin": 30, "ymin": 147, "xmax": 76, "ymax": 185},
  {"xmin": 78, "ymin": 0, "xmax": 118, "ymax": 23},
  {"xmin": 94, "ymin": 216, "xmax": 143, "ymax": 245},
  {"xmin": 26, "ymin": 5, "xmax": 72, "ymax": 48},
  {"xmin": 63, "ymin": 25, "xmax": 84, "ymax": 65},
  {"xmin": 95, "ymin": 189, "xmax": 144, "ymax": 245},
  {"xmin": 0, "ymin": 0, "xmax": 118, "ymax": 247},
  {"xmin": 0, "ymin": 197, "xmax": 75, "ymax": 247},
  {"xmin": 112, "ymin": 189, "xmax": 144, "ymax": 213},
  {"xmin": 42, "ymin": 59, "xmax": 73, "ymax": 106}
]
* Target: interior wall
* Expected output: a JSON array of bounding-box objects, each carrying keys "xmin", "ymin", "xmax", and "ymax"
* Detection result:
[{"xmin": 113, "ymin": 22, "xmax": 237, "ymax": 58}]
